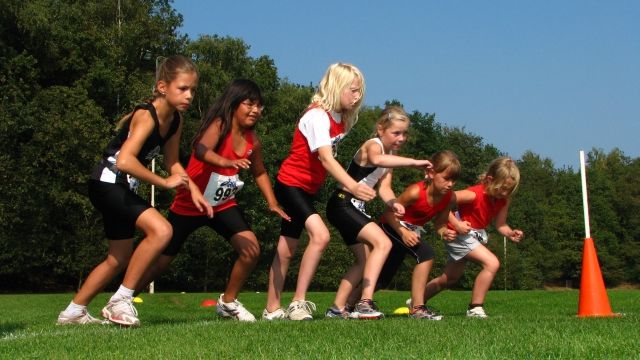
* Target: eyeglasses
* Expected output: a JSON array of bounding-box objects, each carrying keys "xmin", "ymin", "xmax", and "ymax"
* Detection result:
[{"xmin": 241, "ymin": 101, "xmax": 264, "ymax": 112}]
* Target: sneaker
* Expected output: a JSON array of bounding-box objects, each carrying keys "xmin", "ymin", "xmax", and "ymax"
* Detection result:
[
  {"xmin": 286, "ymin": 300, "xmax": 316, "ymax": 321},
  {"xmin": 101, "ymin": 297, "xmax": 140, "ymax": 327},
  {"xmin": 325, "ymin": 306, "xmax": 350, "ymax": 319},
  {"xmin": 409, "ymin": 305, "xmax": 443, "ymax": 321},
  {"xmin": 216, "ymin": 294, "xmax": 256, "ymax": 322},
  {"xmin": 262, "ymin": 308, "xmax": 286, "ymax": 321},
  {"xmin": 467, "ymin": 306, "xmax": 488, "ymax": 318},
  {"xmin": 351, "ymin": 299, "xmax": 384, "ymax": 320},
  {"xmin": 57, "ymin": 309, "xmax": 106, "ymax": 325}
]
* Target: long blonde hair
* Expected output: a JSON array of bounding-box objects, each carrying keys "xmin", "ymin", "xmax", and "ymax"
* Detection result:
[
  {"xmin": 116, "ymin": 55, "xmax": 198, "ymax": 129},
  {"xmin": 311, "ymin": 63, "xmax": 365, "ymax": 132},
  {"xmin": 480, "ymin": 157, "xmax": 521, "ymax": 197}
]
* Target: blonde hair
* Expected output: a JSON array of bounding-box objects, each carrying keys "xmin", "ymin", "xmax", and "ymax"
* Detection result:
[
  {"xmin": 425, "ymin": 150, "xmax": 461, "ymax": 185},
  {"xmin": 480, "ymin": 157, "xmax": 520, "ymax": 197},
  {"xmin": 117, "ymin": 55, "xmax": 198, "ymax": 129},
  {"xmin": 374, "ymin": 105, "xmax": 410, "ymax": 137},
  {"xmin": 311, "ymin": 63, "xmax": 365, "ymax": 132}
]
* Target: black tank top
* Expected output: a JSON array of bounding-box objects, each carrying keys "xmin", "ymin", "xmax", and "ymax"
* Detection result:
[{"xmin": 90, "ymin": 103, "xmax": 181, "ymax": 189}]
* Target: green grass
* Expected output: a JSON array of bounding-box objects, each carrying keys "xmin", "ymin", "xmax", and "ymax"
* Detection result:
[{"xmin": 1, "ymin": 290, "xmax": 638, "ymax": 359}]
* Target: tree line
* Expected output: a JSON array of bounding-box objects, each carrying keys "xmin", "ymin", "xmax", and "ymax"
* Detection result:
[{"xmin": 1, "ymin": 0, "xmax": 638, "ymax": 293}]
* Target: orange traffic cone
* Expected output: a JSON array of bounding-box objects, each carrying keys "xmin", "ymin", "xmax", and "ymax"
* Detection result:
[{"xmin": 577, "ymin": 237, "xmax": 617, "ymax": 317}]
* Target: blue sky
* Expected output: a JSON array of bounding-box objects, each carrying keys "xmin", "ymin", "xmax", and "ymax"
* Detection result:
[{"xmin": 172, "ymin": 0, "xmax": 639, "ymax": 169}]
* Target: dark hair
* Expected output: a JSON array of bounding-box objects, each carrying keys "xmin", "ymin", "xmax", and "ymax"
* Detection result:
[{"xmin": 191, "ymin": 79, "xmax": 263, "ymax": 149}]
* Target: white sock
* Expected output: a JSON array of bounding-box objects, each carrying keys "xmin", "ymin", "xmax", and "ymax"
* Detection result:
[
  {"xmin": 64, "ymin": 301, "xmax": 86, "ymax": 316},
  {"xmin": 110, "ymin": 285, "xmax": 134, "ymax": 302}
]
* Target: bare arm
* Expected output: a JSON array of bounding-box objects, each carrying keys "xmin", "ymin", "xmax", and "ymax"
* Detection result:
[
  {"xmin": 250, "ymin": 138, "xmax": 290, "ymax": 221},
  {"xmin": 364, "ymin": 139, "xmax": 431, "ymax": 169},
  {"xmin": 317, "ymin": 145, "xmax": 375, "ymax": 201},
  {"xmin": 194, "ymin": 118, "xmax": 251, "ymax": 169},
  {"xmin": 382, "ymin": 183, "xmax": 421, "ymax": 247},
  {"xmin": 494, "ymin": 199, "xmax": 524, "ymax": 242}
]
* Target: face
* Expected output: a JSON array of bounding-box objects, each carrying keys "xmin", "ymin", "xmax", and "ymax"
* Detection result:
[
  {"xmin": 233, "ymin": 99, "xmax": 263, "ymax": 128},
  {"xmin": 159, "ymin": 71, "xmax": 198, "ymax": 112},
  {"xmin": 490, "ymin": 177, "xmax": 516, "ymax": 199},
  {"xmin": 339, "ymin": 77, "xmax": 362, "ymax": 112},
  {"xmin": 428, "ymin": 168, "xmax": 456, "ymax": 194},
  {"xmin": 377, "ymin": 120, "xmax": 409, "ymax": 151}
]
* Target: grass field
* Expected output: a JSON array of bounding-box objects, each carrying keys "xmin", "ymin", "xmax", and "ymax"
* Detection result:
[{"xmin": 1, "ymin": 290, "xmax": 638, "ymax": 359}]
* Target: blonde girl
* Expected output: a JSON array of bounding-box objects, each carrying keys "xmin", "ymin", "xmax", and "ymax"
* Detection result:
[
  {"xmin": 325, "ymin": 106, "xmax": 432, "ymax": 319},
  {"xmin": 424, "ymin": 157, "xmax": 524, "ymax": 318},
  {"xmin": 264, "ymin": 63, "xmax": 376, "ymax": 320}
]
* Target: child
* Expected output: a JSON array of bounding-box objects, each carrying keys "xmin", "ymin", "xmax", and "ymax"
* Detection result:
[
  {"xmin": 57, "ymin": 55, "xmax": 210, "ymax": 327},
  {"xmin": 137, "ymin": 79, "xmax": 290, "ymax": 322},
  {"xmin": 263, "ymin": 63, "xmax": 376, "ymax": 321},
  {"xmin": 424, "ymin": 156, "xmax": 524, "ymax": 318},
  {"xmin": 375, "ymin": 150, "xmax": 461, "ymax": 320},
  {"xmin": 325, "ymin": 106, "xmax": 433, "ymax": 320}
]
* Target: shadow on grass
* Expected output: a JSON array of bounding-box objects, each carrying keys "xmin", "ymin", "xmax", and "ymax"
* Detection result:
[{"xmin": 0, "ymin": 322, "xmax": 25, "ymax": 337}]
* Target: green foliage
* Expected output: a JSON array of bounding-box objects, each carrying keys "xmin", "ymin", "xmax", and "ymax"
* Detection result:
[{"xmin": 0, "ymin": 0, "xmax": 638, "ymax": 293}]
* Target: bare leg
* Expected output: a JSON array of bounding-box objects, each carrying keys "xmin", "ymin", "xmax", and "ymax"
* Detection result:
[
  {"xmin": 465, "ymin": 245, "xmax": 500, "ymax": 305},
  {"xmin": 424, "ymin": 259, "xmax": 467, "ymax": 302},
  {"xmin": 410, "ymin": 260, "xmax": 433, "ymax": 307},
  {"xmin": 72, "ymin": 240, "xmax": 133, "ymax": 305},
  {"xmin": 120, "ymin": 208, "xmax": 172, "ymax": 290},
  {"xmin": 135, "ymin": 254, "xmax": 176, "ymax": 294},
  {"xmin": 332, "ymin": 243, "xmax": 366, "ymax": 309},
  {"xmin": 266, "ymin": 235, "xmax": 298, "ymax": 312},
  {"xmin": 292, "ymin": 214, "xmax": 330, "ymax": 301},
  {"xmin": 222, "ymin": 231, "xmax": 260, "ymax": 302},
  {"xmin": 356, "ymin": 223, "xmax": 392, "ymax": 301}
]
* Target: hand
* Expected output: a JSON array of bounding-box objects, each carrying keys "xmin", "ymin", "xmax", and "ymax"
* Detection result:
[
  {"xmin": 164, "ymin": 173, "xmax": 189, "ymax": 189},
  {"xmin": 270, "ymin": 204, "xmax": 291, "ymax": 222},
  {"xmin": 391, "ymin": 202, "xmax": 405, "ymax": 218},
  {"xmin": 509, "ymin": 229, "xmax": 524, "ymax": 243},
  {"xmin": 456, "ymin": 220, "xmax": 472, "ymax": 234},
  {"xmin": 414, "ymin": 159, "xmax": 433, "ymax": 169},
  {"xmin": 351, "ymin": 183, "xmax": 376, "ymax": 202},
  {"xmin": 191, "ymin": 192, "xmax": 214, "ymax": 218},
  {"xmin": 228, "ymin": 158, "xmax": 251, "ymax": 169},
  {"xmin": 441, "ymin": 229, "xmax": 457, "ymax": 242},
  {"xmin": 401, "ymin": 228, "xmax": 420, "ymax": 247}
]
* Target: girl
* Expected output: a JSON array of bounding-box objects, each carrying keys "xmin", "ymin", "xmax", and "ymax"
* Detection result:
[
  {"xmin": 263, "ymin": 63, "xmax": 376, "ymax": 321},
  {"xmin": 375, "ymin": 150, "xmax": 460, "ymax": 320},
  {"xmin": 57, "ymin": 55, "xmax": 209, "ymax": 327},
  {"xmin": 138, "ymin": 79, "xmax": 289, "ymax": 322},
  {"xmin": 424, "ymin": 157, "xmax": 524, "ymax": 318},
  {"xmin": 324, "ymin": 106, "xmax": 432, "ymax": 320}
]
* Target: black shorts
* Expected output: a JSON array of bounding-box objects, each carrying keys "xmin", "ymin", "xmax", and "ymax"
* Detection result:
[
  {"xmin": 326, "ymin": 189, "xmax": 372, "ymax": 246},
  {"xmin": 376, "ymin": 223, "xmax": 435, "ymax": 289},
  {"xmin": 274, "ymin": 180, "xmax": 318, "ymax": 239},
  {"xmin": 88, "ymin": 179, "xmax": 151, "ymax": 240},
  {"xmin": 163, "ymin": 206, "xmax": 251, "ymax": 256}
]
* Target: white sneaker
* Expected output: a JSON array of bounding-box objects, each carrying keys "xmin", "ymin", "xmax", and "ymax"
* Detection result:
[
  {"xmin": 262, "ymin": 308, "xmax": 286, "ymax": 321},
  {"xmin": 466, "ymin": 306, "xmax": 488, "ymax": 318},
  {"xmin": 57, "ymin": 309, "xmax": 106, "ymax": 325},
  {"xmin": 216, "ymin": 294, "xmax": 256, "ymax": 322},
  {"xmin": 286, "ymin": 300, "xmax": 316, "ymax": 321},
  {"xmin": 101, "ymin": 297, "xmax": 140, "ymax": 327}
]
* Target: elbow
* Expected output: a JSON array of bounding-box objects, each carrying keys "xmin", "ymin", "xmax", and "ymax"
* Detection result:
[
  {"xmin": 115, "ymin": 156, "xmax": 131, "ymax": 172},
  {"xmin": 194, "ymin": 143, "xmax": 208, "ymax": 162}
]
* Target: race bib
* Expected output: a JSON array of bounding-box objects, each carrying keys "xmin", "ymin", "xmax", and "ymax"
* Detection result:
[
  {"xmin": 468, "ymin": 229, "xmax": 489, "ymax": 244},
  {"xmin": 203, "ymin": 173, "xmax": 244, "ymax": 206},
  {"xmin": 350, "ymin": 198, "xmax": 371, "ymax": 218}
]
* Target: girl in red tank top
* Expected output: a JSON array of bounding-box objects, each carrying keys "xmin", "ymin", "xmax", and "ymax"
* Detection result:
[
  {"xmin": 425, "ymin": 157, "xmax": 524, "ymax": 319},
  {"xmin": 137, "ymin": 80, "xmax": 289, "ymax": 322}
]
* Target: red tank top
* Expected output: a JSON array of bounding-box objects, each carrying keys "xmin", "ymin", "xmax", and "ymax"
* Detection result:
[
  {"xmin": 454, "ymin": 183, "xmax": 506, "ymax": 229},
  {"xmin": 381, "ymin": 181, "xmax": 453, "ymax": 226},
  {"xmin": 170, "ymin": 129, "xmax": 255, "ymax": 215},
  {"xmin": 277, "ymin": 107, "xmax": 345, "ymax": 194}
]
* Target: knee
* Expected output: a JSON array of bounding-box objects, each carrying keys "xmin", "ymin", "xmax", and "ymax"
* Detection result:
[
  {"xmin": 105, "ymin": 253, "xmax": 130, "ymax": 272},
  {"xmin": 309, "ymin": 230, "xmax": 330, "ymax": 250},
  {"xmin": 378, "ymin": 237, "xmax": 392, "ymax": 253},
  {"xmin": 239, "ymin": 241, "xmax": 261, "ymax": 263},
  {"xmin": 485, "ymin": 258, "xmax": 500, "ymax": 274},
  {"xmin": 147, "ymin": 221, "xmax": 173, "ymax": 248}
]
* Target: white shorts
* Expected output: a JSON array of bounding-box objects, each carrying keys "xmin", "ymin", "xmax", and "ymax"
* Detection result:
[{"xmin": 445, "ymin": 229, "xmax": 488, "ymax": 261}]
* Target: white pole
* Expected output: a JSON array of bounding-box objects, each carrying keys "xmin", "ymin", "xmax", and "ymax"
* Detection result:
[
  {"xmin": 579, "ymin": 150, "xmax": 591, "ymax": 238},
  {"xmin": 149, "ymin": 158, "xmax": 155, "ymax": 294},
  {"xmin": 503, "ymin": 236, "xmax": 507, "ymax": 290}
]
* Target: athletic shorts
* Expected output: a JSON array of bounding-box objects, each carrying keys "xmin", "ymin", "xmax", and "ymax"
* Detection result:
[
  {"xmin": 326, "ymin": 189, "xmax": 372, "ymax": 246},
  {"xmin": 163, "ymin": 206, "xmax": 251, "ymax": 256},
  {"xmin": 88, "ymin": 179, "xmax": 151, "ymax": 240},
  {"xmin": 445, "ymin": 230, "xmax": 486, "ymax": 261},
  {"xmin": 376, "ymin": 223, "xmax": 435, "ymax": 289},
  {"xmin": 274, "ymin": 180, "xmax": 317, "ymax": 239}
]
